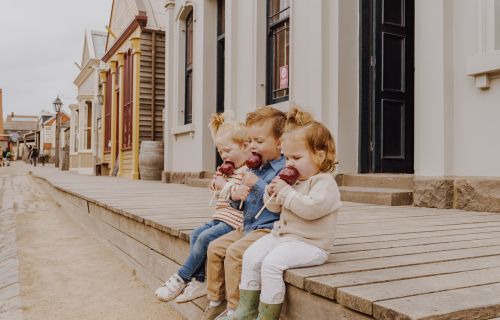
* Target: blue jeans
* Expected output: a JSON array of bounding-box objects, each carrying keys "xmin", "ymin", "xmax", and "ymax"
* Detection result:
[{"xmin": 177, "ymin": 220, "xmax": 233, "ymax": 283}]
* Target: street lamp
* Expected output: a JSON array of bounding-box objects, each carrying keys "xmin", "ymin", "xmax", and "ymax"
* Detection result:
[{"xmin": 53, "ymin": 95, "xmax": 63, "ymax": 168}]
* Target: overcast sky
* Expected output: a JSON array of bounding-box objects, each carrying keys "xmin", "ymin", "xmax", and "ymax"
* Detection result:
[{"xmin": 0, "ymin": 0, "xmax": 113, "ymax": 117}]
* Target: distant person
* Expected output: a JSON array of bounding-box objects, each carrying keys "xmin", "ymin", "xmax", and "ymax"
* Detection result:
[
  {"xmin": 5, "ymin": 150, "xmax": 11, "ymax": 166},
  {"xmin": 27, "ymin": 146, "xmax": 33, "ymax": 165},
  {"xmin": 0, "ymin": 146, "xmax": 3, "ymax": 167},
  {"xmin": 31, "ymin": 146, "xmax": 39, "ymax": 167}
]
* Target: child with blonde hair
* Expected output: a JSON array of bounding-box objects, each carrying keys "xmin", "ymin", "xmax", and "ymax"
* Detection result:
[
  {"xmin": 155, "ymin": 110, "xmax": 250, "ymax": 303},
  {"xmin": 202, "ymin": 106, "xmax": 286, "ymax": 319},
  {"xmin": 226, "ymin": 107, "xmax": 341, "ymax": 320}
]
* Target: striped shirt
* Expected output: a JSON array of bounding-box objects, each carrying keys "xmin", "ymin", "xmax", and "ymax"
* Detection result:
[{"xmin": 212, "ymin": 166, "xmax": 246, "ymax": 229}]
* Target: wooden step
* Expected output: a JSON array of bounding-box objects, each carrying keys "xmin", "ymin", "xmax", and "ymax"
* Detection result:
[
  {"xmin": 185, "ymin": 178, "xmax": 211, "ymax": 188},
  {"xmin": 339, "ymin": 186, "xmax": 413, "ymax": 206},
  {"xmin": 338, "ymin": 174, "xmax": 414, "ymax": 190},
  {"xmin": 33, "ymin": 167, "xmax": 500, "ymax": 320}
]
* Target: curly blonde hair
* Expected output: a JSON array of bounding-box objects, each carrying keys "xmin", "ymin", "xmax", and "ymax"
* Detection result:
[
  {"xmin": 208, "ymin": 110, "xmax": 247, "ymax": 146},
  {"xmin": 284, "ymin": 107, "xmax": 338, "ymax": 172}
]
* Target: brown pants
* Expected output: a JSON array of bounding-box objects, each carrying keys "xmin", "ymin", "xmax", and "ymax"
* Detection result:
[{"xmin": 206, "ymin": 227, "xmax": 269, "ymax": 309}]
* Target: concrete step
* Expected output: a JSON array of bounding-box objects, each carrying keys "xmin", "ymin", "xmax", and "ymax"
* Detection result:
[
  {"xmin": 185, "ymin": 178, "xmax": 211, "ymax": 188},
  {"xmin": 337, "ymin": 173, "xmax": 414, "ymax": 190},
  {"xmin": 339, "ymin": 186, "xmax": 413, "ymax": 206}
]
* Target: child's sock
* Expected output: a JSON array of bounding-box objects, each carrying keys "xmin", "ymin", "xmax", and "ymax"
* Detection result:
[{"xmin": 209, "ymin": 300, "xmax": 222, "ymax": 307}]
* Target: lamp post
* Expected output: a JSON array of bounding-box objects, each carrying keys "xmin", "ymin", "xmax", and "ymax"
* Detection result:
[{"xmin": 53, "ymin": 96, "xmax": 63, "ymax": 168}]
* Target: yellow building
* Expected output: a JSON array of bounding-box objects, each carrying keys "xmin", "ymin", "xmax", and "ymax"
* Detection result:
[{"xmin": 100, "ymin": 0, "xmax": 165, "ymax": 179}]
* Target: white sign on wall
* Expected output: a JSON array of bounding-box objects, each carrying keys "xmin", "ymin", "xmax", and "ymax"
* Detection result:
[{"xmin": 44, "ymin": 126, "xmax": 55, "ymax": 145}]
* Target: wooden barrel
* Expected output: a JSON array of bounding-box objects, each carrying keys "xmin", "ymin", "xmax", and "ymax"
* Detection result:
[{"xmin": 139, "ymin": 141, "xmax": 164, "ymax": 180}]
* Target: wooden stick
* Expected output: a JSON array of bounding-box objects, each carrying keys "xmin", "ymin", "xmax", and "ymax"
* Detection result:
[
  {"xmin": 208, "ymin": 190, "xmax": 217, "ymax": 205},
  {"xmin": 238, "ymin": 168, "xmax": 251, "ymax": 209},
  {"xmin": 254, "ymin": 193, "xmax": 276, "ymax": 220}
]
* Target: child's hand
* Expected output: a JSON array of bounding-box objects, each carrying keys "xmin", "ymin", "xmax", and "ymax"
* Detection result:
[
  {"xmin": 242, "ymin": 172, "xmax": 259, "ymax": 187},
  {"xmin": 212, "ymin": 175, "xmax": 227, "ymax": 190},
  {"xmin": 269, "ymin": 177, "xmax": 288, "ymax": 195},
  {"xmin": 232, "ymin": 184, "xmax": 250, "ymax": 201},
  {"xmin": 209, "ymin": 179, "xmax": 216, "ymax": 191}
]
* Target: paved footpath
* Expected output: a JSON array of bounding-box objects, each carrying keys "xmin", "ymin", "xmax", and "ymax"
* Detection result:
[
  {"xmin": 0, "ymin": 162, "xmax": 183, "ymax": 320},
  {"xmin": 28, "ymin": 162, "xmax": 500, "ymax": 320},
  {"xmin": 0, "ymin": 168, "xmax": 22, "ymax": 320}
]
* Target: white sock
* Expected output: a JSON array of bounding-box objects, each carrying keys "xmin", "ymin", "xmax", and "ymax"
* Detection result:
[
  {"xmin": 227, "ymin": 309, "xmax": 235, "ymax": 316},
  {"xmin": 209, "ymin": 300, "xmax": 222, "ymax": 307}
]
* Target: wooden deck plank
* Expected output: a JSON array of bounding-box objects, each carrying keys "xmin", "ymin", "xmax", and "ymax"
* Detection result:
[
  {"xmin": 332, "ymin": 237, "xmax": 500, "ymax": 262},
  {"xmin": 334, "ymin": 226, "xmax": 500, "ymax": 245},
  {"xmin": 332, "ymin": 231, "xmax": 500, "ymax": 253},
  {"xmin": 373, "ymin": 282, "xmax": 500, "ymax": 320},
  {"xmin": 31, "ymin": 167, "xmax": 500, "ymax": 320},
  {"xmin": 337, "ymin": 267, "xmax": 500, "ymax": 315},
  {"xmin": 285, "ymin": 245, "xmax": 500, "ymax": 289},
  {"xmin": 305, "ymin": 255, "xmax": 500, "ymax": 300}
]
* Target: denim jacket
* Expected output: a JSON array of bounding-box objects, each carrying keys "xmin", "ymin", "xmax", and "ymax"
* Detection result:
[{"xmin": 230, "ymin": 155, "xmax": 285, "ymax": 233}]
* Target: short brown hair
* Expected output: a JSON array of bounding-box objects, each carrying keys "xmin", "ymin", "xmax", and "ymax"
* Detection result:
[
  {"xmin": 245, "ymin": 106, "xmax": 286, "ymax": 139},
  {"xmin": 284, "ymin": 107, "xmax": 338, "ymax": 172}
]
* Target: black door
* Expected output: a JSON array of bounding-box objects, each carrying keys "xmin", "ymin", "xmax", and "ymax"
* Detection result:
[
  {"xmin": 215, "ymin": 0, "xmax": 225, "ymax": 168},
  {"xmin": 360, "ymin": 0, "xmax": 414, "ymax": 173}
]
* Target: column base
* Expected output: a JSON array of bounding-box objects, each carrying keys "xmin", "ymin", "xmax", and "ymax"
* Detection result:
[
  {"xmin": 131, "ymin": 172, "xmax": 140, "ymax": 180},
  {"xmin": 414, "ymin": 176, "xmax": 500, "ymax": 213}
]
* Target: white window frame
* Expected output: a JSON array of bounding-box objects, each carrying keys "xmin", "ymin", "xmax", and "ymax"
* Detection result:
[
  {"xmin": 84, "ymin": 101, "xmax": 93, "ymax": 151},
  {"xmin": 172, "ymin": 2, "xmax": 196, "ymax": 138},
  {"xmin": 466, "ymin": 0, "xmax": 500, "ymax": 88}
]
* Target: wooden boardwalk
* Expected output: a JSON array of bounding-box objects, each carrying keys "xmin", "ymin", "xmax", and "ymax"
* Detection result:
[{"xmin": 31, "ymin": 166, "xmax": 500, "ymax": 320}]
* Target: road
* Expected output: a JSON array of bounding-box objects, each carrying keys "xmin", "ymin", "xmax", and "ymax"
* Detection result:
[{"xmin": 0, "ymin": 162, "xmax": 183, "ymax": 320}]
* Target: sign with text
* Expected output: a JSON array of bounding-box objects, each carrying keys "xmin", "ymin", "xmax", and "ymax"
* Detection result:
[
  {"xmin": 44, "ymin": 126, "xmax": 55, "ymax": 145},
  {"xmin": 279, "ymin": 65, "xmax": 288, "ymax": 89}
]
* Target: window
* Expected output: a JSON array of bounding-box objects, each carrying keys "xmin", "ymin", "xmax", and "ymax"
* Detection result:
[
  {"xmin": 74, "ymin": 109, "xmax": 79, "ymax": 153},
  {"xmin": 466, "ymin": 0, "xmax": 500, "ymax": 88},
  {"xmin": 217, "ymin": 0, "xmax": 225, "ymax": 114},
  {"xmin": 185, "ymin": 11, "xmax": 194, "ymax": 124},
  {"xmin": 104, "ymin": 70, "xmax": 112, "ymax": 153},
  {"xmin": 85, "ymin": 101, "xmax": 92, "ymax": 150},
  {"xmin": 267, "ymin": 0, "xmax": 290, "ymax": 104},
  {"xmin": 122, "ymin": 50, "xmax": 133, "ymax": 149}
]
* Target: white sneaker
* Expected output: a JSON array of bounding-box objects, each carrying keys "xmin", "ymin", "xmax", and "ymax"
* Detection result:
[
  {"xmin": 155, "ymin": 273, "xmax": 187, "ymax": 302},
  {"xmin": 175, "ymin": 279, "xmax": 207, "ymax": 303}
]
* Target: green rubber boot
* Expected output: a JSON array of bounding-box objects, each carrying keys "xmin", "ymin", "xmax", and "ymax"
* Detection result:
[
  {"xmin": 256, "ymin": 301, "xmax": 283, "ymax": 320},
  {"xmin": 218, "ymin": 290, "xmax": 260, "ymax": 320}
]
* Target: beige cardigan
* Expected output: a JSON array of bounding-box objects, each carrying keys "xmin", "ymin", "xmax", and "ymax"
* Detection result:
[{"xmin": 264, "ymin": 172, "xmax": 341, "ymax": 252}]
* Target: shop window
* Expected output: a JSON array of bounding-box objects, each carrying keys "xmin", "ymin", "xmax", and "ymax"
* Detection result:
[{"xmin": 267, "ymin": 0, "xmax": 290, "ymax": 104}]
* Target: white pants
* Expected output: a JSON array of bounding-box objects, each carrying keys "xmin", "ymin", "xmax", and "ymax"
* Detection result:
[{"xmin": 239, "ymin": 233, "xmax": 328, "ymax": 304}]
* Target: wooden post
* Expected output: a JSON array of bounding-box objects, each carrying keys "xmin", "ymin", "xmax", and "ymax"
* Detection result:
[
  {"xmin": 99, "ymin": 70, "xmax": 107, "ymax": 167},
  {"xmin": 109, "ymin": 60, "xmax": 118, "ymax": 175},
  {"xmin": 131, "ymin": 37, "xmax": 141, "ymax": 180},
  {"xmin": 116, "ymin": 52, "xmax": 125, "ymax": 177}
]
